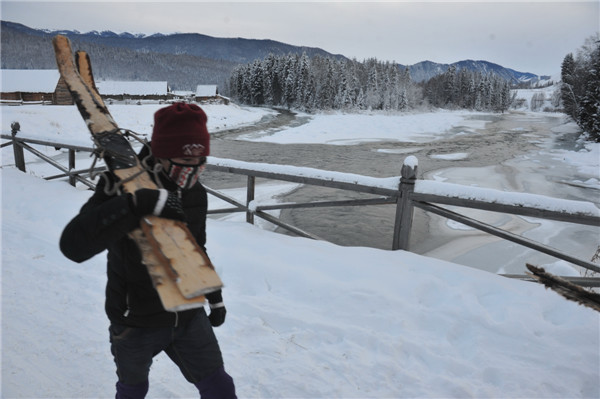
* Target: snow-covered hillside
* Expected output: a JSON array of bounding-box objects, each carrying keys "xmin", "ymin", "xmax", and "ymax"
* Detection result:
[{"xmin": 513, "ymin": 85, "xmax": 561, "ymax": 112}]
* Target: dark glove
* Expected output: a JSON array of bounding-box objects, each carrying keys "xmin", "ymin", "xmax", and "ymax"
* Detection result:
[
  {"xmin": 130, "ymin": 188, "xmax": 186, "ymax": 221},
  {"xmin": 206, "ymin": 290, "xmax": 227, "ymax": 327}
]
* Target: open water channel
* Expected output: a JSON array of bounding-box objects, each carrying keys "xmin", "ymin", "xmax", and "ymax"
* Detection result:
[{"xmin": 204, "ymin": 109, "xmax": 599, "ymax": 274}]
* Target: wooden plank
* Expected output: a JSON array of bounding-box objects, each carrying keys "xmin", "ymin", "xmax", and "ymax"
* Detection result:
[
  {"xmin": 129, "ymin": 229, "xmax": 207, "ymax": 311},
  {"xmin": 141, "ymin": 217, "xmax": 222, "ymax": 298}
]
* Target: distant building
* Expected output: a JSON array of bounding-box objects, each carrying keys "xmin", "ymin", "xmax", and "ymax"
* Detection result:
[
  {"xmin": 96, "ymin": 81, "xmax": 169, "ymax": 101},
  {"xmin": 171, "ymin": 90, "xmax": 196, "ymax": 102},
  {"xmin": 0, "ymin": 69, "xmax": 73, "ymax": 105},
  {"xmin": 195, "ymin": 84, "xmax": 228, "ymax": 104},
  {"xmin": 1, "ymin": 72, "xmax": 229, "ymax": 106}
]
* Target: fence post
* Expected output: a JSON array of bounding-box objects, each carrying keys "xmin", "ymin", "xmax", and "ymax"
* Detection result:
[
  {"xmin": 68, "ymin": 149, "xmax": 76, "ymax": 186},
  {"xmin": 246, "ymin": 175, "xmax": 255, "ymax": 224},
  {"xmin": 392, "ymin": 156, "xmax": 418, "ymax": 250},
  {"xmin": 11, "ymin": 122, "xmax": 26, "ymax": 172}
]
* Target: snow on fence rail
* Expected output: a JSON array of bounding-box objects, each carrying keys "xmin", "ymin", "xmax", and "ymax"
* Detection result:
[{"xmin": 3, "ymin": 131, "xmax": 600, "ymax": 281}]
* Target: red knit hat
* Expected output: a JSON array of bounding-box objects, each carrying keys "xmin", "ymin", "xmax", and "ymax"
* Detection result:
[{"xmin": 151, "ymin": 102, "xmax": 210, "ymax": 158}]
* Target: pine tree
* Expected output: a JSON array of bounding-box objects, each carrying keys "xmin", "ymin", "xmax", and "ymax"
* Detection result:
[
  {"xmin": 577, "ymin": 42, "xmax": 600, "ymax": 140},
  {"xmin": 474, "ymin": 78, "xmax": 485, "ymax": 111},
  {"xmin": 320, "ymin": 59, "xmax": 336, "ymax": 109},
  {"xmin": 296, "ymin": 53, "xmax": 311, "ymax": 108},
  {"xmin": 559, "ymin": 35, "xmax": 600, "ymax": 141},
  {"xmin": 366, "ymin": 60, "xmax": 380, "ymax": 109},
  {"xmin": 262, "ymin": 54, "xmax": 276, "ymax": 104},
  {"xmin": 560, "ymin": 53, "xmax": 578, "ymax": 119},
  {"xmin": 304, "ymin": 74, "xmax": 317, "ymax": 112},
  {"xmin": 399, "ymin": 89, "xmax": 408, "ymax": 110},
  {"xmin": 443, "ymin": 65, "xmax": 457, "ymax": 106},
  {"xmin": 281, "ymin": 55, "xmax": 298, "ymax": 108},
  {"xmin": 250, "ymin": 60, "xmax": 264, "ymax": 105}
]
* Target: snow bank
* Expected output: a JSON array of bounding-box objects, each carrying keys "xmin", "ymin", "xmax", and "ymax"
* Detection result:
[
  {"xmin": 0, "ymin": 103, "xmax": 275, "ymax": 146},
  {"xmin": 237, "ymin": 110, "xmax": 485, "ymax": 145}
]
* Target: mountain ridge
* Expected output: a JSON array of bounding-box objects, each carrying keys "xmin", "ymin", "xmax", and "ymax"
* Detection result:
[
  {"xmin": 1, "ymin": 20, "xmax": 551, "ymax": 90},
  {"xmin": 404, "ymin": 59, "xmax": 550, "ymax": 83}
]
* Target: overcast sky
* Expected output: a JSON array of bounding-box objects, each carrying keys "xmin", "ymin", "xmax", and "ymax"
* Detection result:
[{"xmin": 1, "ymin": 1, "xmax": 598, "ymax": 76}]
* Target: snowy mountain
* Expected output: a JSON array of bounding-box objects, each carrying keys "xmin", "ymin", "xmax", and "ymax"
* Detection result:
[
  {"xmin": 405, "ymin": 59, "xmax": 551, "ymax": 85},
  {"xmin": 1, "ymin": 20, "xmax": 345, "ymax": 64},
  {"xmin": 1, "ymin": 21, "xmax": 240, "ymax": 91},
  {"xmin": 2, "ymin": 20, "xmax": 549, "ymax": 87}
]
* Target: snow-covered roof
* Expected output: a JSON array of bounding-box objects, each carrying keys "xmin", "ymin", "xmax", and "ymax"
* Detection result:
[
  {"xmin": 196, "ymin": 85, "xmax": 217, "ymax": 97},
  {"xmin": 1, "ymin": 69, "xmax": 60, "ymax": 93},
  {"xmin": 96, "ymin": 81, "xmax": 168, "ymax": 96},
  {"xmin": 172, "ymin": 90, "xmax": 195, "ymax": 97}
]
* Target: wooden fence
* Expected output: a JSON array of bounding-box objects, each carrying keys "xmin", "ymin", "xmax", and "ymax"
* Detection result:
[{"xmin": 3, "ymin": 129, "xmax": 600, "ymax": 286}]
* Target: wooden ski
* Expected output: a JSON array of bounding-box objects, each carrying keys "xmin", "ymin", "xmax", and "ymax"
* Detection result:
[{"xmin": 53, "ymin": 34, "xmax": 222, "ymax": 311}]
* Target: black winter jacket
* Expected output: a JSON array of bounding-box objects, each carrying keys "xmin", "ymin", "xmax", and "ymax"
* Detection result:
[{"xmin": 60, "ymin": 152, "xmax": 211, "ymax": 327}]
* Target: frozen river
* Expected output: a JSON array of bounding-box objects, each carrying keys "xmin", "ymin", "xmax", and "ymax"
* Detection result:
[{"xmin": 206, "ymin": 110, "xmax": 599, "ymax": 275}]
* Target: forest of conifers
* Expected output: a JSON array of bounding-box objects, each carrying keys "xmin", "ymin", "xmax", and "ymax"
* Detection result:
[
  {"xmin": 560, "ymin": 34, "xmax": 600, "ymax": 141},
  {"xmin": 229, "ymin": 54, "xmax": 514, "ymax": 113}
]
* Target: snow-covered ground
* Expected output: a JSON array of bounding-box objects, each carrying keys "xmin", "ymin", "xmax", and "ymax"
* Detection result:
[
  {"xmin": 513, "ymin": 84, "xmax": 560, "ymax": 112},
  {"xmin": 236, "ymin": 109, "xmax": 486, "ymax": 145},
  {"xmin": 1, "ymin": 103, "xmax": 276, "ymax": 147},
  {"xmin": 1, "ymin": 102, "xmax": 599, "ymax": 398}
]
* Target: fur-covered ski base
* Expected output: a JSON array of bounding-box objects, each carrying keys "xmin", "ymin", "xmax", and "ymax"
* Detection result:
[{"xmin": 526, "ymin": 264, "xmax": 600, "ymax": 312}]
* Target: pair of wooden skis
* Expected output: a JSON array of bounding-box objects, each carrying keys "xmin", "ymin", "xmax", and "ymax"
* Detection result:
[{"xmin": 52, "ymin": 35, "xmax": 222, "ymax": 311}]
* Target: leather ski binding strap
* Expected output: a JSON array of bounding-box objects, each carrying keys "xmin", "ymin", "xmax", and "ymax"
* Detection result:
[{"xmin": 93, "ymin": 129, "xmax": 138, "ymax": 170}]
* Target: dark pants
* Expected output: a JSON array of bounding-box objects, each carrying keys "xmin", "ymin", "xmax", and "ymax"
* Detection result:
[{"xmin": 109, "ymin": 308, "xmax": 236, "ymax": 398}]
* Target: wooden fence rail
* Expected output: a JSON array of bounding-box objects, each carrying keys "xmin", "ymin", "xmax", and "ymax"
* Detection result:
[
  {"xmin": 3, "ymin": 131, "xmax": 600, "ymax": 285},
  {"xmin": 2, "ymin": 126, "xmax": 97, "ymax": 188}
]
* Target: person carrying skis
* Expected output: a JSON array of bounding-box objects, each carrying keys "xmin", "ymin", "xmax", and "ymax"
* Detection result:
[{"xmin": 60, "ymin": 102, "xmax": 237, "ymax": 399}]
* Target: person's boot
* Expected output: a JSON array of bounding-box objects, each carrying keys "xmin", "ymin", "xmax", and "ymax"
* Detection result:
[
  {"xmin": 115, "ymin": 380, "xmax": 149, "ymax": 399},
  {"xmin": 195, "ymin": 367, "xmax": 237, "ymax": 399}
]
